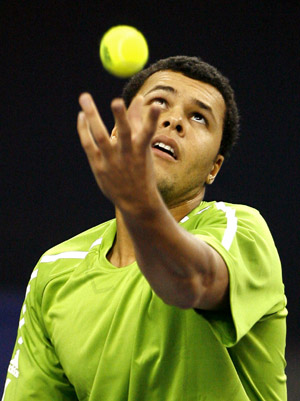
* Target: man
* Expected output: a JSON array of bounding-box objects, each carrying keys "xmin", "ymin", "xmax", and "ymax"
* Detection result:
[{"xmin": 2, "ymin": 56, "xmax": 287, "ymax": 400}]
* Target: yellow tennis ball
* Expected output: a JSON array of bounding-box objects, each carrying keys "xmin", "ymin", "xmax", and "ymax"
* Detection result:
[{"xmin": 100, "ymin": 25, "xmax": 149, "ymax": 78}]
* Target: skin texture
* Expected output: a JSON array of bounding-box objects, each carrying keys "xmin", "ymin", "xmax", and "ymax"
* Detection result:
[{"xmin": 77, "ymin": 70, "xmax": 229, "ymax": 310}]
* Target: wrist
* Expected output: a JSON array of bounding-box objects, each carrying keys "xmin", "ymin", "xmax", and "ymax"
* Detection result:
[{"xmin": 117, "ymin": 185, "xmax": 163, "ymax": 218}]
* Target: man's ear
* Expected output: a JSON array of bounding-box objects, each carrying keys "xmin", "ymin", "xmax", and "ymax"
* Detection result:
[{"xmin": 205, "ymin": 154, "xmax": 224, "ymax": 185}]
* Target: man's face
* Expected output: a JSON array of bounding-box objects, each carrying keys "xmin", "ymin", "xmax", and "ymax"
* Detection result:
[{"xmin": 132, "ymin": 70, "xmax": 226, "ymax": 206}]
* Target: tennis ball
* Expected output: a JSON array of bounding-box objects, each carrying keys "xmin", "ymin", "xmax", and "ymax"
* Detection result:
[{"xmin": 100, "ymin": 25, "xmax": 149, "ymax": 78}]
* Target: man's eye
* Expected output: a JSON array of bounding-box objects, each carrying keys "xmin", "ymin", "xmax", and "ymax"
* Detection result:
[
  {"xmin": 152, "ymin": 98, "xmax": 167, "ymax": 107},
  {"xmin": 192, "ymin": 113, "xmax": 206, "ymax": 125}
]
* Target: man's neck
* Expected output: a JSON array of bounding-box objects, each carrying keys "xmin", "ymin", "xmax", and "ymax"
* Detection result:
[
  {"xmin": 107, "ymin": 193, "xmax": 204, "ymax": 268},
  {"xmin": 106, "ymin": 210, "xmax": 136, "ymax": 267}
]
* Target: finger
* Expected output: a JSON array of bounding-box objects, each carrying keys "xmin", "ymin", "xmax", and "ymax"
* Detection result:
[
  {"xmin": 111, "ymin": 98, "xmax": 132, "ymax": 153},
  {"xmin": 77, "ymin": 111, "xmax": 99, "ymax": 156},
  {"xmin": 137, "ymin": 104, "xmax": 161, "ymax": 148},
  {"xmin": 78, "ymin": 93, "xmax": 111, "ymax": 153},
  {"xmin": 127, "ymin": 95, "xmax": 144, "ymax": 135}
]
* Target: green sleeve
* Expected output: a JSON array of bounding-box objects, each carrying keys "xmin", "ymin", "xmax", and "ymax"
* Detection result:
[
  {"xmin": 187, "ymin": 203, "xmax": 286, "ymax": 347},
  {"xmin": 2, "ymin": 266, "xmax": 77, "ymax": 400}
]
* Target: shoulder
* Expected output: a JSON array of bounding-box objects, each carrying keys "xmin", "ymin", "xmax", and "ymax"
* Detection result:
[
  {"xmin": 183, "ymin": 201, "xmax": 277, "ymax": 254},
  {"xmin": 41, "ymin": 219, "xmax": 113, "ymax": 258},
  {"xmin": 213, "ymin": 202, "xmax": 274, "ymax": 240},
  {"xmin": 30, "ymin": 219, "xmax": 115, "ymax": 298},
  {"xmin": 184, "ymin": 201, "xmax": 267, "ymax": 230}
]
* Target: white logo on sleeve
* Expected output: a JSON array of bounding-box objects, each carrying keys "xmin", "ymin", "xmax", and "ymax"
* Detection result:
[
  {"xmin": 8, "ymin": 350, "xmax": 20, "ymax": 378},
  {"xmin": 1, "ymin": 378, "xmax": 11, "ymax": 401}
]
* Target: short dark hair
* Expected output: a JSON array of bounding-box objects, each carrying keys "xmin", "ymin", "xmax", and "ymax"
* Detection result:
[{"xmin": 122, "ymin": 55, "xmax": 240, "ymax": 159}]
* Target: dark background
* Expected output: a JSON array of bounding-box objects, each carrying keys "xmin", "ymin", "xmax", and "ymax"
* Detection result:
[{"xmin": 1, "ymin": 0, "xmax": 299, "ymax": 398}]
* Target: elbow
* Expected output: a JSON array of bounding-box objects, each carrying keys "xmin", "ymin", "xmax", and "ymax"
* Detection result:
[{"xmin": 165, "ymin": 274, "xmax": 211, "ymax": 310}]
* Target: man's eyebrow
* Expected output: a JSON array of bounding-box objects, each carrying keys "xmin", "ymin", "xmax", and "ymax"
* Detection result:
[
  {"xmin": 192, "ymin": 98, "xmax": 212, "ymax": 113},
  {"xmin": 144, "ymin": 85, "xmax": 177, "ymax": 96}
]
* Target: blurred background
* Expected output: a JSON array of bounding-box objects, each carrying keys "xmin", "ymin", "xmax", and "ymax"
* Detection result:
[{"xmin": 1, "ymin": 0, "xmax": 299, "ymax": 398}]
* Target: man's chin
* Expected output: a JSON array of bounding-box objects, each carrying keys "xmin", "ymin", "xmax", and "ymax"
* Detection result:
[{"xmin": 157, "ymin": 180, "xmax": 176, "ymax": 203}]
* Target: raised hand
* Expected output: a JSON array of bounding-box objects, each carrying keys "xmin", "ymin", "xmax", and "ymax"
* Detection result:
[{"xmin": 77, "ymin": 93, "xmax": 161, "ymax": 213}]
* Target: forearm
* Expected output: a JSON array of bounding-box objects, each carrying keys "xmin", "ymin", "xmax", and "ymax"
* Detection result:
[{"xmin": 120, "ymin": 195, "xmax": 229, "ymax": 310}]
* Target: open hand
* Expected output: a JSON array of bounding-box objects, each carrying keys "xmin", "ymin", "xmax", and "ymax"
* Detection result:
[{"xmin": 77, "ymin": 93, "xmax": 161, "ymax": 213}]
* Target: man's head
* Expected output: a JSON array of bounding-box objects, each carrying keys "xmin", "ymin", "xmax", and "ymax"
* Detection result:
[{"xmin": 122, "ymin": 55, "xmax": 239, "ymax": 160}]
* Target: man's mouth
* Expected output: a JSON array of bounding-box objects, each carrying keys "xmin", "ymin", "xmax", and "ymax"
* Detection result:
[{"xmin": 152, "ymin": 141, "xmax": 177, "ymax": 160}]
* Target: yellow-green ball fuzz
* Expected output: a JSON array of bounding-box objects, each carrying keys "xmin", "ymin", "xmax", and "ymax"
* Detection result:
[{"xmin": 100, "ymin": 25, "xmax": 149, "ymax": 78}]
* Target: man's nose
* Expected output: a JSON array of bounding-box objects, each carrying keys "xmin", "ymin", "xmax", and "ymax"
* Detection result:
[{"xmin": 160, "ymin": 114, "xmax": 184, "ymax": 135}]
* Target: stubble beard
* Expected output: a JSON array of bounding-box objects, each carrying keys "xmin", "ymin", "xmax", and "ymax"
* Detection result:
[
  {"xmin": 157, "ymin": 179, "xmax": 177, "ymax": 206},
  {"xmin": 155, "ymin": 164, "xmax": 205, "ymax": 208}
]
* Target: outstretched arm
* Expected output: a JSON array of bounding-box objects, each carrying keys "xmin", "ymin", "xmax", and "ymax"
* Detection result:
[{"xmin": 77, "ymin": 93, "xmax": 228, "ymax": 310}]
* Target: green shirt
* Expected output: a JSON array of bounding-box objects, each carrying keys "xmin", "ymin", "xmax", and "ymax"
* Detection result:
[{"xmin": 2, "ymin": 201, "xmax": 287, "ymax": 401}]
